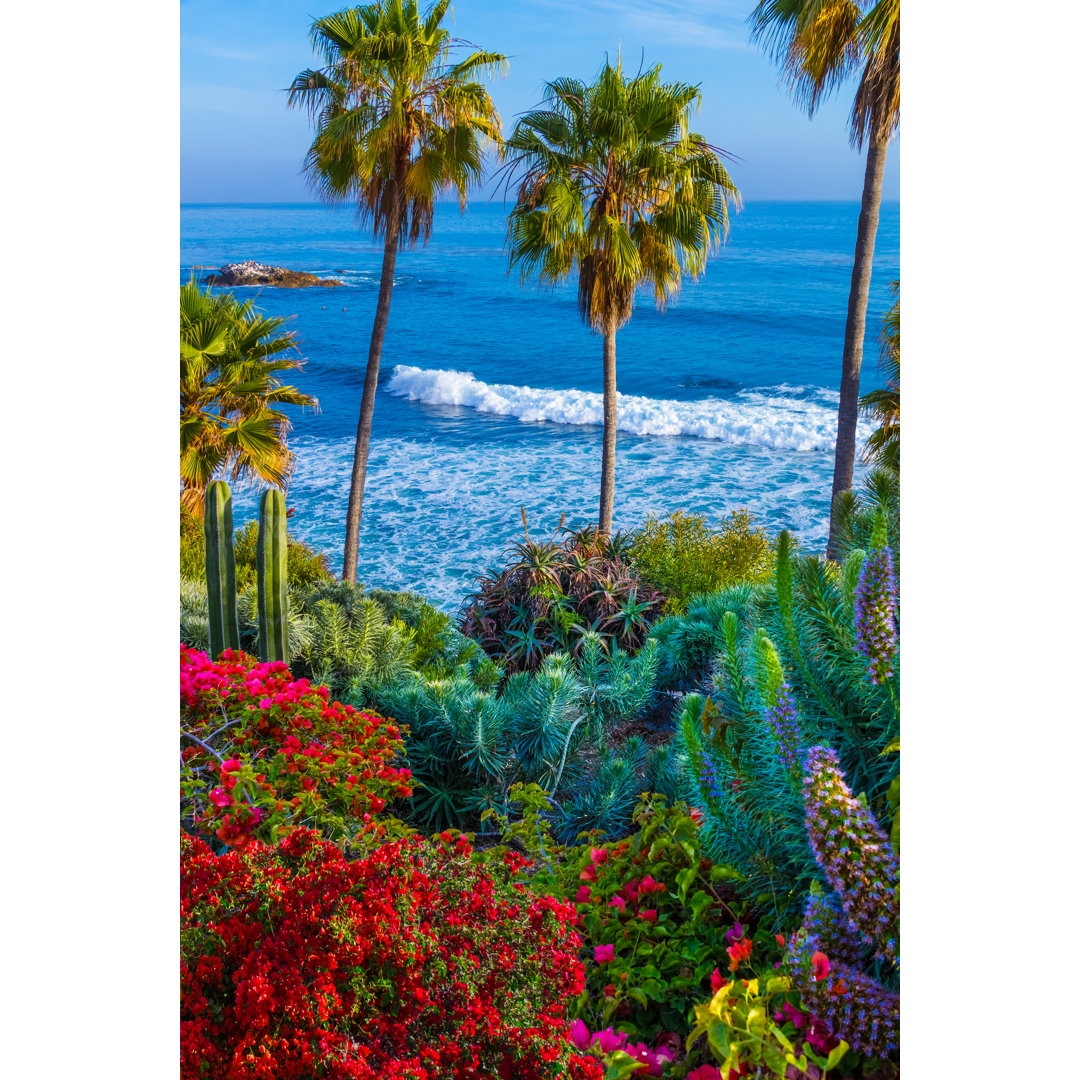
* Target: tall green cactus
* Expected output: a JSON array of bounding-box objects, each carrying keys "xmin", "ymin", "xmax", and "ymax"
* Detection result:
[
  {"xmin": 203, "ymin": 481, "xmax": 240, "ymax": 657},
  {"xmin": 257, "ymin": 489, "xmax": 289, "ymax": 663}
]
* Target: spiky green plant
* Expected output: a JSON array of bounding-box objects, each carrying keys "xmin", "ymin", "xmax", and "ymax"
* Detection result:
[
  {"xmin": 203, "ymin": 481, "xmax": 240, "ymax": 657},
  {"xmin": 256, "ymin": 489, "xmax": 289, "ymax": 663},
  {"xmin": 460, "ymin": 521, "xmax": 666, "ymax": 671}
]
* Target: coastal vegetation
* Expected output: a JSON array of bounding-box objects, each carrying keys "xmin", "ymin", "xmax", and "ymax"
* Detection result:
[
  {"xmin": 180, "ymin": 3, "xmax": 900, "ymax": 1077},
  {"xmin": 287, "ymin": 0, "xmax": 507, "ymax": 583},
  {"xmin": 750, "ymin": 0, "xmax": 900, "ymax": 556},
  {"xmin": 504, "ymin": 61, "xmax": 740, "ymax": 537}
]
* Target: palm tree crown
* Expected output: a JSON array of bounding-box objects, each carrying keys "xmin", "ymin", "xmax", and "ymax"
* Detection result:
[
  {"xmin": 180, "ymin": 280, "xmax": 317, "ymax": 516},
  {"xmin": 287, "ymin": 0, "xmax": 507, "ymax": 245},
  {"xmin": 504, "ymin": 60, "xmax": 740, "ymax": 333}
]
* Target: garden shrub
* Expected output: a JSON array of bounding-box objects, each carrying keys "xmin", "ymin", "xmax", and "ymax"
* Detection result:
[
  {"xmin": 181, "ymin": 826, "xmax": 603, "ymax": 1080},
  {"xmin": 180, "ymin": 645, "xmax": 413, "ymax": 847},
  {"xmin": 180, "ymin": 506, "xmax": 333, "ymax": 590},
  {"xmin": 628, "ymin": 509, "xmax": 779, "ymax": 614},
  {"xmin": 362, "ymin": 633, "xmax": 662, "ymax": 835},
  {"xmin": 460, "ymin": 523, "xmax": 666, "ymax": 672}
]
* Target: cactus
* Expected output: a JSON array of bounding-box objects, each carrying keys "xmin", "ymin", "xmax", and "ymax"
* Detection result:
[
  {"xmin": 257, "ymin": 489, "xmax": 289, "ymax": 663},
  {"xmin": 203, "ymin": 481, "xmax": 240, "ymax": 657}
]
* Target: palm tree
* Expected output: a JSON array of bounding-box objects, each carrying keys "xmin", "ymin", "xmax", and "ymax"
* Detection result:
[
  {"xmin": 504, "ymin": 60, "xmax": 740, "ymax": 537},
  {"xmin": 180, "ymin": 279, "xmax": 317, "ymax": 516},
  {"xmin": 750, "ymin": 0, "xmax": 900, "ymax": 558},
  {"xmin": 859, "ymin": 279, "xmax": 898, "ymax": 472},
  {"xmin": 287, "ymin": 1, "xmax": 506, "ymax": 583}
]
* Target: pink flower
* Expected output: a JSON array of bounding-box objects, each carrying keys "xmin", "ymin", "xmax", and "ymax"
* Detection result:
[
  {"xmin": 627, "ymin": 1043, "xmax": 664, "ymax": 1076},
  {"xmin": 609, "ymin": 896, "xmax": 626, "ymax": 912},
  {"xmin": 568, "ymin": 1019, "xmax": 591, "ymax": 1051},
  {"xmin": 579, "ymin": 865, "xmax": 598, "ymax": 882},
  {"xmin": 594, "ymin": 944, "xmax": 615, "ymax": 964},
  {"xmin": 639, "ymin": 908, "xmax": 657, "ymax": 922},
  {"xmin": 639, "ymin": 875, "xmax": 663, "ymax": 895},
  {"xmin": 724, "ymin": 922, "xmax": 745, "ymax": 945},
  {"xmin": 576, "ymin": 886, "xmax": 592, "ymax": 904},
  {"xmin": 590, "ymin": 846, "xmax": 610, "ymax": 865},
  {"xmin": 811, "ymin": 950, "xmax": 830, "ymax": 981},
  {"xmin": 220, "ymin": 757, "xmax": 242, "ymax": 774},
  {"xmin": 710, "ymin": 968, "xmax": 727, "ymax": 994},
  {"xmin": 208, "ymin": 787, "xmax": 231, "ymax": 809},
  {"xmin": 593, "ymin": 1027, "xmax": 627, "ymax": 1054},
  {"xmin": 622, "ymin": 878, "xmax": 640, "ymax": 903}
]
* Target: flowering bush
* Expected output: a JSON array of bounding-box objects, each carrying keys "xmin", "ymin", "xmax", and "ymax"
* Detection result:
[
  {"xmin": 181, "ymin": 827, "xmax": 603, "ymax": 1080},
  {"xmin": 180, "ymin": 645, "xmax": 413, "ymax": 848}
]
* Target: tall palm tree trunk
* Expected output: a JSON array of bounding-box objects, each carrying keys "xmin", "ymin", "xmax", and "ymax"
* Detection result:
[
  {"xmin": 342, "ymin": 188, "xmax": 401, "ymax": 583},
  {"xmin": 826, "ymin": 121, "xmax": 889, "ymax": 560},
  {"xmin": 598, "ymin": 321, "xmax": 617, "ymax": 537}
]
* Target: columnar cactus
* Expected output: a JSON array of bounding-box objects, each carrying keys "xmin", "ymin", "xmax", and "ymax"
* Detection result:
[
  {"xmin": 203, "ymin": 481, "xmax": 240, "ymax": 657},
  {"xmin": 257, "ymin": 489, "xmax": 289, "ymax": 663}
]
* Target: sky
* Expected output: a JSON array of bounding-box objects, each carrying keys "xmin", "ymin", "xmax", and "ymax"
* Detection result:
[{"xmin": 180, "ymin": 0, "xmax": 899, "ymax": 203}]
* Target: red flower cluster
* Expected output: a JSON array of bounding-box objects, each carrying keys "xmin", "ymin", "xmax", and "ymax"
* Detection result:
[
  {"xmin": 181, "ymin": 827, "xmax": 602, "ymax": 1080},
  {"xmin": 180, "ymin": 646, "xmax": 412, "ymax": 848}
]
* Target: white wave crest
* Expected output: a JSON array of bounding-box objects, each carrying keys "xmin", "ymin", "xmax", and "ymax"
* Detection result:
[{"xmin": 386, "ymin": 365, "xmax": 868, "ymax": 451}]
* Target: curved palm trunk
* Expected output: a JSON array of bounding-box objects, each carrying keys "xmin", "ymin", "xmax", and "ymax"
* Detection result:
[
  {"xmin": 826, "ymin": 122, "xmax": 890, "ymax": 560},
  {"xmin": 598, "ymin": 322, "xmax": 617, "ymax": 537},
  {"xmin": 342, "ymin": 189, "xmax": 401, "ymax": 583}
]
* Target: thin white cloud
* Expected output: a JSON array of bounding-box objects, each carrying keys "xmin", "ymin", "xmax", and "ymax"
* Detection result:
[{"xmin": 182, "ymin": 36, "xmax": 260, "ymax": 63}]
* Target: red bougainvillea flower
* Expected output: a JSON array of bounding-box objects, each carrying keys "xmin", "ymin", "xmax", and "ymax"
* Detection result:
[
  {"xmin": 220, "ymin": 757, "xmax": 242, "ymax": 774},
  {"xmin": 207, "ymin": 788, "xmax": 231, "ymax": 809},
  {"xmin": 576, "ymin": 886, "xmax": 592, "ymax": 904},
  {"xmin": 638, "ymin": 909, "xmax": 657, "ymax": 923},
  {"xmin": 775, "ymin": 933, "xmax": 785, "ymax": 947},
  {"xmin": 590, "ymin": 847, "xmax": 609, "ymax": 865},
  {"xmin": 687, "ymin": 1066, "xmax": 721, "ymax": 1080},
  {"xmin": 609, "ymin": 896, "xmax": 626, "ymax": 913},
  {"xmin": 638, "ymin": 875, "xmax": 663, "ymax": 896},
  {"xmin": 594, "ymin": 944, "xmax": 615, "ymax": 964},
  {"xmin": 811, "ymin": 950, "xmax": 830, "ymax": 981},
  {"xmin": 726, "ymin": 937, "xmax": 753, "ymax": 972},
  {"xmin": 603, "ymin": 984, "xmax": 617, "ymax": 998},
  {"xmin": 710, "ymin": 968, "xmax": 728, "ymax": 994},
  {"xmin": 579, "ymin": 865, "xmax": 598, "ymax": 883}
]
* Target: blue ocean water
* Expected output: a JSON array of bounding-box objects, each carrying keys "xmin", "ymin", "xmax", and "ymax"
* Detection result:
[{"xmin": 180, "ymin": 200, "xmax": 899, "ymax": 608}]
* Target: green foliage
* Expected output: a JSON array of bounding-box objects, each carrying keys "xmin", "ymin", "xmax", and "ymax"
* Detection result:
[
  {"xmin": 859, "ymin": 281, "xmax": 899, "ymax": 473},
  {"xmin": 628, "ymin": 509, "xmax": 780, "ymax": 614},
  {"xmin": 829, "ymin": 468, "xmax": 899, "ymax": 566},
  {"xmin": 180, "ymin": 506, "xmax": 333, "ymax": 591},
  {"xmin": 361, "ymin": 630, "xmax": 662, "ymax": 835},
  {"xmin": 180, "ymin": 278, "xmax": 316, "ymax": 514},
  {"xmin": 460, "ymin": 522, "xmax": 666, "ymax": 671},
  {"xmin": 675, "ymin": 523, "xmax": 900, "ymax": 927}
]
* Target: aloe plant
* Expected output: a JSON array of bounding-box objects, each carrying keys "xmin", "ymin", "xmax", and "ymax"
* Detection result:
[
  {"xmin": 256, "ymin": 489, "xmax": 289, "ymax": 663},
  {"xmin": 203, "ymin": 481, "xmax": 240, "ymax": 657}
]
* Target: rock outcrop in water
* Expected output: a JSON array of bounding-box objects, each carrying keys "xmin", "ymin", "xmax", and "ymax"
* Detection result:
[{"xmin": 203, "ymin": 260, "xmax": 345, "ymax": 288}]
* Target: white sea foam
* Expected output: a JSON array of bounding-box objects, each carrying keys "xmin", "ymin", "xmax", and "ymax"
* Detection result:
[{"xmin": 386, "ymin": 366, "xmax": 868, "ymax": 451}]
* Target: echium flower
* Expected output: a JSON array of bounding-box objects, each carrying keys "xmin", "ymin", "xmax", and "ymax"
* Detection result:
[
  {"xmin": 803, "ymin": 747, "xmax": 899, "ymax": 965},
  {"xmin": 801, "ymin": 887, "xmax": 868, "ymax": 968},
  {"xmin": 765, "ymin": 682, "xmax": 801, "ymax": 772},
  {"xmin": 788, "ymin": 934, "xmax": 900, "ymax": 1060},
  {"xmin": 853, "ymin": 545, "xmax": 898, "ymax": 684}
]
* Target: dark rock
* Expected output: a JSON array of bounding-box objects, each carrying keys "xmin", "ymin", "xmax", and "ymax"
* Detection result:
[{"xmin": 203, "ymin": 260, "xmax": 345, "ymax": 288}]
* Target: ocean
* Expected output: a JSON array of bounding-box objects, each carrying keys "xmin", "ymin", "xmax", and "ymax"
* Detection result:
[{"xmin": 180, "ymin": 200, "xmax": 899, "ymax": 609}]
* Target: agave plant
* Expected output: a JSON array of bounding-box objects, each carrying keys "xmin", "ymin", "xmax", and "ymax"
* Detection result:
[{"xmin": 460, "ymin": 518, "xmax": 666, "ymax": 671}]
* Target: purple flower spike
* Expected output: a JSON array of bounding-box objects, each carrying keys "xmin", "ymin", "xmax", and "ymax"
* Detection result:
[{"xmin": 853, "ymin": 546, "xmax": 898, "ymax": 685}]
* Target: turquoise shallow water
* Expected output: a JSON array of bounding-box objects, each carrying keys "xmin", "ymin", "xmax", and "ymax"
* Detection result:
[{"xmin": 181, "ymin": 200, "xmax": 899, "ymax": 608}]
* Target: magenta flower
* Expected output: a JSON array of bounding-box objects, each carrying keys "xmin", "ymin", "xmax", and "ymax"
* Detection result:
[
  {"xmin": 687, "ymin": 1067, "xmax": 721, "ymax": 1080},
  {"xmin": 594, "ymin": 944, "xmax": 615, "ymax": 964},
  {"xmin": 590, "ymin": 846, "xmax": 610, "ymax": 865},
  {"xmin": 208, "ymin": 787, "xmax": 231, "ymax": 809},
  {"xmin": 609, "ymin": 895, "xmax": 626, "ymax": 912},
  {"xmin": 568, "ymin": 1019, "xmax": 591, "ymax": 1051},
  {"xmin": 593, "ymin": 1027, "xmax": 627, "ymax": 1054},
  {"xmin": 639, "ymin": 908, "xmax": 657, "ymax": 922},
  {"xmin": 575, "ymin": 885, "xmax": 592, "ymax": 904}
]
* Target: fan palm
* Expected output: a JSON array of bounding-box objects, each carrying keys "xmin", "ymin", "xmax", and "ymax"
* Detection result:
[
  {"xmin": 859, "ymin": 279, "xmax": 898, "ymax": 471},
  {"xmin": 750, "ymin": 0, "xmax": 900, "ymax": 557},
  {"xmin": 503, "ymin": 59, "xmax": 740, "ymax": 537},
  {"xmin": 287, "ymin": 1, "xmax": 507, "ymax": 582},
  {"xmin": 179, "ymin": 279, "xmax": 317, "ymax": 516}
]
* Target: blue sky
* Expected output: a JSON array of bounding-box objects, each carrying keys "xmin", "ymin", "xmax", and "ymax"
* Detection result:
[{"xmin": 181, "ymin": 0, "xmax": 899, "ymax": 203}]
